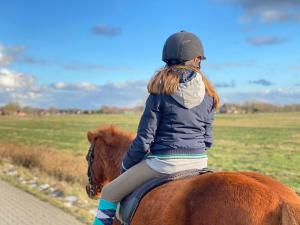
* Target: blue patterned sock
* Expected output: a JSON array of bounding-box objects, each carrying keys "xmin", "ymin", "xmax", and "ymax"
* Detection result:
[{"xmin": 93, "ymin": 199, "xmax": 117, "ymax": 225}]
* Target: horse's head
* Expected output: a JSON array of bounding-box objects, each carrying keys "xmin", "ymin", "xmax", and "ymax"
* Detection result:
[{"xmin": 85, "ymin": 125, "xmax": 133, "ymax": 199}]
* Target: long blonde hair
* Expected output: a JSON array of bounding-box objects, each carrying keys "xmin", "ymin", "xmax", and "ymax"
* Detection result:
[{"xmin": 147, "ymin": 65, "xmax": 219, "ymax": 109}]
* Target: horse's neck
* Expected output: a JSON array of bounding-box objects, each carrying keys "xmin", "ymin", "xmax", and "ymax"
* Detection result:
[{"xmin": 103, "ymin": 142, "xmax": 130, "ymax": 182}]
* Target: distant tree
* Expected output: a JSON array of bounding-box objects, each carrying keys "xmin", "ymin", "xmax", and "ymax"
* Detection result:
[
  {"xmin": 22, "ymin": 106, "xmax": 40, "ymax": 115},
  {"xmin": 2, "ymin": 102, "xmax": 21, "ymax": 115},
  {"xmin": 48, "ymin": 107, "xmax": 59, "ymax": 115},
  {"xmin": 99, "ymin": 106, "xmax": 113, "ymax": 114}
]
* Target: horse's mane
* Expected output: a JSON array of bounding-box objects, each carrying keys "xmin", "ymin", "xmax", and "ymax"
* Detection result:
[
  {"xmin": 87, "ymin": 125, "xmax": 134, "ymax": 181},
  {"xmin": 89, "ymin": 125, "xmax": 134, "ymax": 144}
]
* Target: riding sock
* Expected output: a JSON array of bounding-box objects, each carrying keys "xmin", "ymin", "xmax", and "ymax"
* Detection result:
[{"xmin": 94, "ymin": 199, "xmax": 117, "ymax": 225}]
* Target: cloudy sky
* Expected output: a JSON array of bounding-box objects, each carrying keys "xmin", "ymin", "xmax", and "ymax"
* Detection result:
[{"xmin": 1, "ymin": 0, "xmax": 300, "ymax": 109}]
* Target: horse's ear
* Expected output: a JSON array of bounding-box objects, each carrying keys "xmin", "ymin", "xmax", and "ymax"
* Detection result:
[{"xmin": 87, "ymin": 131, "xmax": 94, "ymax": 143}]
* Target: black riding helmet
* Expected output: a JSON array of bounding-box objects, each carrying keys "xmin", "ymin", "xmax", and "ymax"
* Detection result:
[{"xmin": 162, "ymin": 31, "xmax": 206, "ymax": 65}]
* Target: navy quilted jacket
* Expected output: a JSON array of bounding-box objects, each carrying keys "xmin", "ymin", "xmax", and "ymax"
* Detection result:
[{"xmin": 122, "ymin": 70, "xmax": 215, "ymax": 171}]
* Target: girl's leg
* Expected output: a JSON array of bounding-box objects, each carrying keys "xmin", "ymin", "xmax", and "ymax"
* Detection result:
[
  {"xmin": 93, "ymin": 160, "xmax": 161, "ymax": 225},
  {"xmin": 93, "ymin": 199, "xmax": 117, "ymax": 225}
]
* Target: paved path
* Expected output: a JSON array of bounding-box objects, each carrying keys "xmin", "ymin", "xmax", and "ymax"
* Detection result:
[{"xmin": 0, "ymin": 179, "xmax": 85, "ymax": 225}]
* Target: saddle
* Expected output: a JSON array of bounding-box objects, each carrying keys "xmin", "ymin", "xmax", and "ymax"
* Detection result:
[{"xmin": 117, "ymin": 168, "xmax": 213, "ymax": 225}]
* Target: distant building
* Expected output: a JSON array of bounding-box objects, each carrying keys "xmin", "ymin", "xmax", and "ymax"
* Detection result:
[
  {"xmin": 218, "ymin": 104, "xmax": 246, "ymax": 114},
  {"xmin": 16, "ymin": 111, "xmax": 27, "ymax": 117},
  {"xmin": 219, "ymin": 104, "xmax": 228, "ymax": 114},
  {"xmin": 39, "ymin": 110, "xmax": 50, "ymax": 116}
]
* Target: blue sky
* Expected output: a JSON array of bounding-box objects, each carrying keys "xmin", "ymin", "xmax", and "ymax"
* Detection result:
[{"xmin": 0, "ymin": 0, "xmax": 300, "ymax": 109}]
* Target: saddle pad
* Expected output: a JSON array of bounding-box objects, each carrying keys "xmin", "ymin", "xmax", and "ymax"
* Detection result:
[{"xmin": 118, "ymin": 168, "xmax": 212, "ymax": 225}]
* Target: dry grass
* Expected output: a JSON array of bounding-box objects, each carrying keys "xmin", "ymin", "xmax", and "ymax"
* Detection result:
[{"xmin": 0, "ymin": 141, "xmax": 87, "ymax": 185}]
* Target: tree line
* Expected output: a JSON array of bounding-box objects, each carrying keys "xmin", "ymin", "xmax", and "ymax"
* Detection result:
[
  {"xmin": 0, "ymin": 102, "xmax": 144, "ymax": 116},
  {"xmin": 218, "ymin": 102, "xmax": 300, "ymax": 114},
  {"xmin": 1, "ymin": 102, "xmax": 300, "ymax": 116}
]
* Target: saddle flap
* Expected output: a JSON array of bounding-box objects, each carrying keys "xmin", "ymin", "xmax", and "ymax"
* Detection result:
[{"xmin": 118, "ymin": 168, "xmax": 212, "ymax": 225}]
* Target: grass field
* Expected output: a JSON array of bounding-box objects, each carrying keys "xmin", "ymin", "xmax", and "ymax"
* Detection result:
[{"xmin": 0, "ymin": 112, "xmax": 299, "ymax": 193}]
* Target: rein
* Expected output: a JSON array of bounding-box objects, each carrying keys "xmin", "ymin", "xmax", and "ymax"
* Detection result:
[{"xmin": 86, "ymin": 139, "xmax": 103, "ymax": 199}]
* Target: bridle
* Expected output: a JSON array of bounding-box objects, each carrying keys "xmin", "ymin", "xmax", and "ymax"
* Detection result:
[{"xmin": 86, "ymin": 138, "xmax": 103, "ymax": 199}]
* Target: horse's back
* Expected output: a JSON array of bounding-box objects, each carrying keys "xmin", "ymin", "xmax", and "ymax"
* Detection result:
[{"xmin": 132, "ymin": 172, "xmax": 300, "ymax": 225}]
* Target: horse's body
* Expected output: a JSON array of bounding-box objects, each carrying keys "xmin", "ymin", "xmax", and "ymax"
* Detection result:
[{"xmin": 87, "ymin": 126, "xmax": 300, "ymax": 225}]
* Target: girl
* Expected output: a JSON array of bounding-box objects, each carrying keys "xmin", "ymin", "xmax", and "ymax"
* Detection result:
[{"xmin": 94, "ymin": 31, "xmax": 219, "ymax": 225}]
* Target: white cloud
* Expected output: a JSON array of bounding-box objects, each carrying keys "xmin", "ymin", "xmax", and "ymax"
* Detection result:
[
  {"xmin": 51, "ymin": 82, "xmax": 98, "ymax": 91},
  {"xmin": 10, "ymin": 92, "xmax": 40, "ymax": 101},
  {"xmin": 92, "ymin": 25, "xmax": 122, "ymax": 37},
  {"xmin": 206, "ymin": 60, "xmax": 255, "ymax": 70},
  {"xmin": 223, "ymin": 0, "xmax": 300, "ymax": 24},
  {"xmin": 0, "ymin": 68, "xmax": 42, "ymax": 106},
  {"xmin": 248, "ymin": 79, "xmax": 273, "ymax": 86},
  {"xmin": 0, "ymin": 45, "xmax": 25, "ymax": 66},
  {"xmin": 260, "ymin": 9, "xmax": 287, "ymax": 23},
  {"xmin": 0, "ymin": 52, "xmax": 3, "ymax": 61},
  {"xmin": 41, "ymin": 80, "xmax": 148, "ymax": 109},
  {"xmin": 0, "ymin": 68, "xmax": 36, "ymax": 91},
  {"xmin": 0, "ymin": 46, "xmax": 13, "ymax": 66},
  {"xmin": 0, "ymin": 47, "xmax": 144, "ymax": 108},
  {"xmin": 0, "ymin": 74, "xmax": 148, "ymax": 109},
  {"xmin": 1, "ymin": 65, "xmax": 298, "ymax": 108},
  {"xmin": 221, "ymin": 89, "xmax": 300, "ymax": 105},
  {"xmin": 246, "ymin": 36, "xmax": 287, "ymax": 46},
  {"xmin": 214, "ymin": 80, "xmax": 236, "ymax": 88}
]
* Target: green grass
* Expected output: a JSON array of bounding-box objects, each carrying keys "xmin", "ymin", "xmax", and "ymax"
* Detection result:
[
  {"xmin": 0, "ymin": 112, "xmax": 299, "ymax": 192},
  {"xmin": 0, "ymin": 114, "xmax": 139, "ymax": 154}
]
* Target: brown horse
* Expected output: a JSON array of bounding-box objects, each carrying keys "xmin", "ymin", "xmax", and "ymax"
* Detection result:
[{"xmin": 86, "ymin": 126, "xmax": 300, "ymax": 225}]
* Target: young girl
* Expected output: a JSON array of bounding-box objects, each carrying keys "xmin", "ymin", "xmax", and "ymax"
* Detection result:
[{"xmin": 94, "ymin": 31, "xmax": 219, "ymax": 225}]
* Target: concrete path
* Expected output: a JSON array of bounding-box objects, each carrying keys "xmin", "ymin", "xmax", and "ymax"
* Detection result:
[{"xmin": 0, "ymin": 179, "xmax": 85, "ymax": 225}]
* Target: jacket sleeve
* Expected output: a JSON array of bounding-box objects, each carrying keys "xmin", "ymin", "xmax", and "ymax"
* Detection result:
[
  {"xmin": 121, "ymin": 94, "xmax": 161, "ymax": 172},
  {"xmin": 204, "ymin": 105, "xmax": 215, "ymax": 149}
]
